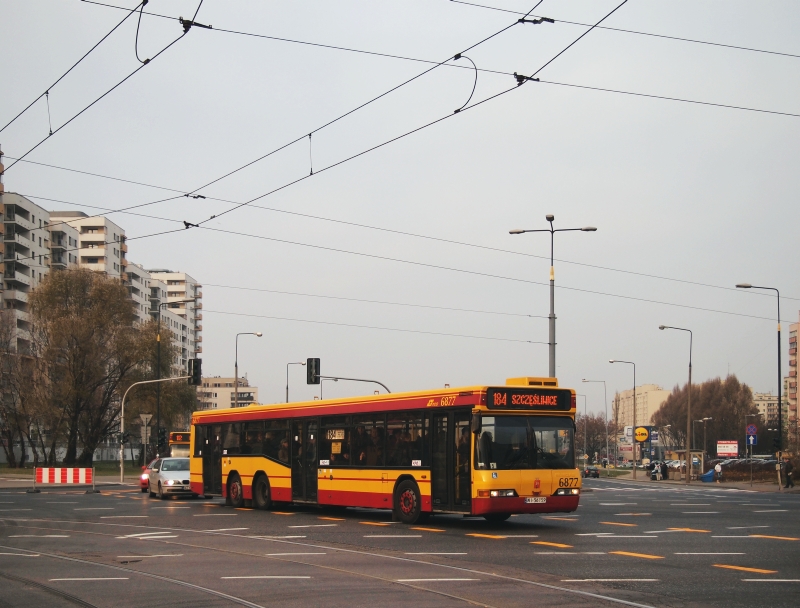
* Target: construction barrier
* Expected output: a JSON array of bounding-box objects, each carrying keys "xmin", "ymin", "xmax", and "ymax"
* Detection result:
[{"xmin": 28, "ymin": 467, "xmax": 97, "ymax": 493}]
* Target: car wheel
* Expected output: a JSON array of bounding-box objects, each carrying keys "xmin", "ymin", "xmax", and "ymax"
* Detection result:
[
  {"xmin": 253, "ymin": 475, "xmax": 271, "ymax": 510},
  {"xmin": 483, "ymin": 513, "xmax": 511, "ymax": 523},
  {"xmin": 228, "ymin": 473, "xmax": 245, "ymax": 508},
  {"xmin": 148, "ymin": 483, "xmax": 155, "ymax": 498},
  {"xmin": 141, "ymin": 486, "xmax": 148, "ymax": 493},
  {"xmin": 158, "ymin": 482, "xmax": 166, "ymax": 500},
  {"xmin": 394, "ymin": 480, "xmax": 422, "ymax": 524}
]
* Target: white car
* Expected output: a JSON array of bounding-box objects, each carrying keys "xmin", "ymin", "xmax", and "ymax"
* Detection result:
[{"xmin": 147, "ymin": 457, "xmax": 195, "ymax": 499}]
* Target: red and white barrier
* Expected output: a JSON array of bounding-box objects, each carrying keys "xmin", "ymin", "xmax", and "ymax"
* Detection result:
[{"xmin": 29, "ymin": 467, "xmax": 97, "ymax": 493}]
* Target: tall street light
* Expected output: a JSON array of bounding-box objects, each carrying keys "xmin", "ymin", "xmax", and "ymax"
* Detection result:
[
  {"xmin": 510, "ymin": 215, "xmax": 596, "ymax": 377},
  {"xmin": 609, "ymin": 359, "xmax": 637, "ymax": 479},
  {"xmin": 582, "ymin": 379, "xmax": 609, "ymax": 469},
  {"xmin": 235, "ymin": 332, "xmax": 262, "ymax": 409},
  {"xmin": 321, "ymin": 377, "xmax": 338, "ymax": 400},
  {"xmin": 153, "ymin": 297, "xmax": 195, "ymax": 454},
  {"xmin": 736, "ymin": 284, "xmax": 783, "ymax": 465},
  {"xmin": 286, "ymin": 361, "xmax": 306, "ymax": 403},
  {"xmin": 659, "ymin": 324, "xmax": 693, "ymax": 485}
]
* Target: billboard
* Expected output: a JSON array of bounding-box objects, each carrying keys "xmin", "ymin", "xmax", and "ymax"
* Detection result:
[{"xmin": 717, "ymin": 441, "xmax": 738, "ymax": 457}]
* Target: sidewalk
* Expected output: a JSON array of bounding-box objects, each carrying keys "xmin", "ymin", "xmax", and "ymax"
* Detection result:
[{"xmin": 604, "ymin": 470, "xmax": 800, "ymax": 494}]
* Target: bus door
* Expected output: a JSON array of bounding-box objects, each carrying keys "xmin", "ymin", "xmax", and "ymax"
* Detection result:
[
  {"xmin": 431, "ymin": 412, "xmax": 471, "ymax": 511},
  {"xmin": 291, "ymin": 420, "xmax": 318, "ymax": 502},
  {"xmin": 202, "ymin": 425, "xmax": 223, "ymax": 496}
]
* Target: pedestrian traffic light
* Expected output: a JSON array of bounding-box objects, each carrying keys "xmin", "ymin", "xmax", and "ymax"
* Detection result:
[
  {"xmin": 157, "ymin": 427, "xmax": 167, "ymax": 449},
  {"xmin": 307, "ymin": 358, "xmax": 320, "ymax": 384},
  {"xmin": 188, "ymin": 358, "xmax": 202, "ymax": 385}
]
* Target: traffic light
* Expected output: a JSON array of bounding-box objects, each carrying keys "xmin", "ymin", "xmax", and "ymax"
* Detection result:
[
  {"xmin": 158, "ymin": 427, "xmax": 167, "ymax": 449},
  {"xmin": 773, "ymin": 437, "xmax": 780, "ymax": 450},
  {"xmin": 307, "ymin": 358, "xmax": 320, "ymax": 385},
  {"xmin": 188, "ymin": 358, "xmax": 202, "ymax": 385}
]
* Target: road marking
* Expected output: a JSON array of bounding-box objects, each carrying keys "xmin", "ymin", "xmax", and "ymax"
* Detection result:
[
  {"xmin": 9, "ymin": 534, "xmax": 69, "ymax": 538},
  {"xmin": 467, "ymin": 533, "xmax": 505, "ymax": 539},
  {"xmin": 0, "ymin": 553, "xmax": 40, "ymax": 556},
  {"xmin": 118, "ymin": 532, "xmax": 174, "ymax": 538},
  {"xmin": 670, "ymin": 503, "xmax": 710, "ymax": 506},
  {"xmin": 411, "ymin": 527, "xmax": 446, "ymax": 532},
  {"xmin": 50, "ymin": 578, "xmax": 129, "ymax": 581},
  {"xmin": 712, "ymin": 536, "xmax": 754, "ymax": 538},
  {"xmin": 682, "ymin": 511, "xmax": 719, "ymax": 514},
  {"xmin": 594, "ymin": 535, "xmax": 657, "ymax": 538},
  {"xmin": 535, "ymin": 552, "xmax": 605, "ymax": 555},
  {"xmin": 531, "ymin": 541, "xmax": 572, "ymax": 548},
  {"xmin": 143, "ymin": 535, "xmax": 178, "ymax": 539},
  {"xmin": 600, "ymin": 521, "xmax": 637, "ymax": 527},
  {"xmin": 753, "ymin": 510, "xmax": 788, "ymax": 513},
  {"xmin": 360, "ymin": 521, "xmax": 391, "ymax": 526},
  {"xmin": 615, "ymin": 513, "xmax": 651, "ymax": 516},
  {"xmin": 742, "ymin": 579, "xmax": 800, "ymax": 582},
  {"xmin": 47, "ymin": 502, "xmax": 77, "ymax": 504},
  {"xmin": 318, "ymin": 516, "xmax": 344, "ymax": 521},
  {"xmin": 667, "ymin": 528, "xmax": 710, "ymax": 533},
  {"xmin": 562, "ymin": 579, "xmax": 658, "ymax": 582},
  {"xmin": 576, "ymin": 533, "xmax": 615, "ymax": 536},
  {"xmin": 193, "ymin": 513, "xmax": 237, "ymax": 516},
  {"xmin": 364, "ymin": 535, "xmax": 422, "ymax": 538},
  {"xmin": 714, "ymin": 564, "xmax": 777, "ymax": 574},
  {"xmin": 74, "ymin": 508, "xmax": 114, "ymax": 510},
  {"xmin": 397, "ymin": 578, "xmax": 479, "ymax": 582},
  {"xmin": 750, "ymin": 534, "xmax": 799, "ymax": 541},
  {"xmin": 502, "ymin": 535, "xmax": 539, "ymax": 538},
  {"xmin": 541, "ymin": 516, "xmax": 579, "ymax": 521},
  {"xmin": 266, "ymin": 552, "xmax": 326, "ymax": 556},
  {"xmin": 222, "ymin": 576, "xmax": 311, "ymax": 579},
  {"xmin": 288, "ymin": 524, "xmax": 338, "ymax": 528},
  {"xmin": 101, "ymin": 516, "xmax": 148, "ymax": 519},
  {"xmin": 204, "ymin": 528, "xmax": 249, "ymax": 532},
  {"xmin": 609, "ymin": 551, "xmax": 664, "ymax": 560},
  {"xmin": 251, "ymin": 535, "xmax": 306, "ymax": 539},
  {"xmin": 728, "ymin": 526, "xmax": 769, "ymax": 529},
  {"xmin": 271, "ymin": 512, "xmax": 295, "ymax": 515},
  {"xmin": 154, "ymin": 506, "xmax": 191, "ymax": 509},
  {"xmin": 117, "ymin": 554, "xmax": 183, "ymax": 558},
  {"xmin": 599, "ymin": 503, "xmax": 637, "ymax": 505},
  {"xmin": 675, "ymin": 553, "xmax": 745, "ymax": 555},
  {"xmin": 406, "ymin": 552, "xmax": 468, "ymax": 555}
]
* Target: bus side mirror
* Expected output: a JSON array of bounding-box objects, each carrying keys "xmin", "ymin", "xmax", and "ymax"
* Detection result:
[{"xmin": 471, "ymin": 414, "xmax": 481, "ymax": 434}]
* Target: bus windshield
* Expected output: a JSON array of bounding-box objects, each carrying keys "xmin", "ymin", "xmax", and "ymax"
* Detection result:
[{"xmin": 474, "ymin": 416, "xmax": 574, "ymax": 470}]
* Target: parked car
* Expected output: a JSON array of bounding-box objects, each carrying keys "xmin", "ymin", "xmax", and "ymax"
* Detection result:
[
  {"xmin": 583, "ymin": 466, "xmax": 600, "ymax": 478},
  {"xmin": 147, "ymin": 457, "xmax": 195, "ymax": 499},
  {"xmin": 140, "ymin": 459, "xmax": 156, "ymax": 492}
]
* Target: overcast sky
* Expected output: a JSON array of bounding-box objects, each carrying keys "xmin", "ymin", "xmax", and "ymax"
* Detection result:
[{"xmin": 2, "ymin": 1, "xmax": 799, "ymax": 414}]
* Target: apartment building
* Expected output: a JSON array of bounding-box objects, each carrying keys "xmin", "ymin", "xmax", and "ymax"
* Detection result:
[
  {"xmin": 48, "ymin": 211, "xmax": 126, "ymax": 279},
  {"xmin": 752, "ymin": 392, "xmax": 786, "ymax": 427},
  {"xmin": 786, "ymin": 314, "xmax": 798, "ymax": 447},
  {"xmin": 613, "ymin": 384, "xmax": 670, "ymax": 429},
  {"xmin": 2, "ymin": 193, "xmax": 51, "ymax": 352},
  {"xmin": 49, "ymin": 217, "xmax": 80, "ymax": 270},
  {"xmin": 147, "ymin": 269, "xmax": 202, "ymax": 358},
  {"xmin": 197, "ymin": 376, "xmax": 259, "ymax": 410}
]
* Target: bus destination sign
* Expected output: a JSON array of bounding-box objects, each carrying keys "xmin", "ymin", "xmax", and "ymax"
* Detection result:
[{"xmin": 486, "ymin": 388, "xmax": 572, "ymax": 411}]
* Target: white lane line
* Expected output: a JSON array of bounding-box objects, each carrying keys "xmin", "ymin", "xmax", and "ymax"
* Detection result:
[
  {"xmin": 119, "ymin": 532, "xmax": 174, "ymax": 538},
  {"xmin": 753, "ymin": 510, "xmax": 788, "ymax": 513},
  {"xmin": 266, "ymin": 552, "xmax": 326, "ymax": 556},
  {"xmin": 406, "ymin": 552, "xmax": 468, "ymax": 555},
  {"xmin": 74, "ymin": 508, "xmax": 114, "ymax": 511},
  {"xmin": 670, "ymin": 503, "xmax": 710, "ymax": 506},
  {"xmin": 47, "ymin": 502, "xmax": 77, "ymax": 504},
  {"xmin": 50, "ymin": 578, "xmax": 129, "ymax": 581},
  {"xmin": 153, "ymin": 506, "xmax": 191, "ymax": 509},
  {"xmin": 9, "ymin": 534, "xmax": 69, "ymax": 538},
  {"xmin": 728, "ymin": 526, "xmax": 770, "ymax": 529},
  {"xmin": 0, "ymin": 553, "xmax": 40, "ymax": 556},
  {"xmin": 203, "ymin": 528, "xmax": 249, "ymax": 532},
  {"xmin": 682, "ymin": 511, "xmax": 719, "ymax": 514},
  {"xmin": 194, "ymin": 514, "xmax": 237, "ymax": 517},
  {"xmin": 364, "ymin": 535, "xmax": 423, "ymax": 538},
  {"xmin": 615, "ymin": 513, "xmax": 652, "ymax": 516},
  {"xmin": 397, "ymin": 578, "xmax": 479, "ymax": 582},
  {"xmin": 117, "ymin": 555, "xmax": 183, "ymax": 558},
  {"xmin": 287, "ymin": 524, "xmax": 338, "ymax": 528},
  {"xmin": 101, "ymin": 516, "xmax": 148, "ymax": 519},
  {"xmin": 575, "ymin": 533, "xmax": 615, "ymax": 536},
  {"xmin": 249, "ymin": 535, "xmax": 307, "ymax": 539},
  {"xmin": 675, "ymin": 553, "xmax": 745, "ymax": 555},
  {"xmin": 742, "ymin": 579, "xmax": 800, "ymax": 582},
  {"xmin": 599, "ymin": 503, "xmax": 637, "ymax": 506},
  {"xmin": 142, "ymin": 536, "xmax": 178, "ymax": 539},
  {"xmin": 0, "ymin": 509, "xmax": 32, "ymax": 511},
  {"xmin": 562, "ymin": 579, "xmax": 658, "ymax": 582},
  {"xmin": 221, "ymin": 576, "xmax": 311, "ymax": 579}
]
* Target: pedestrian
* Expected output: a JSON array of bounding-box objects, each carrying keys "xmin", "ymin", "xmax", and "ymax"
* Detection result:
[
  {"xmin": 661, "ymin": 461, "xmax": 669, "ymax": 481},
  {"xmin": 783, "ymin": 457, "xmax": 794, "ymax": 489},
  {"xmin": 714, "ymin": 462, "xmax": 722, "ymax": 483}
]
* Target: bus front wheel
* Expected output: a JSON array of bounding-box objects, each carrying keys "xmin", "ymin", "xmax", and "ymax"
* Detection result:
[
  {"xmin": 253, "ymin": 475, "xmax": 271, "ymax": 510},
  {"xmin": 394, "ymin": 480, "xmax": 422, "ymax": 524},
  {"xmin": 228, "ymin": 474, "xmax": 245, "ymax": 508},
  {"xmin": 483, "ymin": 513, "xmax": 511, "ymax": 523}
]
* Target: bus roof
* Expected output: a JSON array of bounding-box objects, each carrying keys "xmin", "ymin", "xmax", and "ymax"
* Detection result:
[{"xmin": 191, "ymin": 378, "xmax": 575, "ymax": 425}]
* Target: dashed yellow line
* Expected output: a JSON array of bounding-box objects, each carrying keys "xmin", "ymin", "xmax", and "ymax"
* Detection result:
[
  {"xmin": 531, "ymin": 541, "xmax": 573, "ymax": 548},
  {"xmin": 541, "ymin": 517, "xmax": 578, "ymax": 521},
  {"xmin": 610, "ymin": 551, "xmax": 663, "ymax": 560},
  {"xmin": 467, "ymin": 533, "xmax": 506, "ymax": 539},
  {"xmin": 360, "ymin": 521, "xmax": 391, "ymax": 527},
  {"xmin": 318, "ymin": 516, "xmax": 344, "ymax": 521},
  {"xmin": 668, "ymin": 528, "xmax": 710, "ymax": 533},
  {"xmin": 749, "ymin": 535, "xmax": 799, "ymax": 541},
  {"xmin": 714, "ymin": 564, "xmax": 777, "ymax": 574},
  {"xmin": 600, "ymin": 522, "xmax": 637, "ymax": 527},
  {"xmin": 271, "ymin": 512, "xmax": 294, "ymax": 515},
  {"xmin": 411, "ymin": 527, "xmax": 446, "ymax": 533}
]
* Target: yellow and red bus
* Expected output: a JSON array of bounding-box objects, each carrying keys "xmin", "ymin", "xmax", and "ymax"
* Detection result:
[
  {"xmin": 168, "ymin": 432, "xmax": 191, "ymax": 458},
  {"xmin": 189, "ymin": 376, "xmax": 580, "ymax": 523}
]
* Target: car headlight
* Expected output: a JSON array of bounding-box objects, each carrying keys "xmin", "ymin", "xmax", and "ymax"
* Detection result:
[
  {"xmin": 166, "ymin": 479, "xmax": 175, "ymax": 486},
  {"xmin": 141, "ymin": 474, "xmax": 148, "ymax": 480},
  {"xmin": 555, "ymin": 488, "xmax": 580, "ymax": 496}
]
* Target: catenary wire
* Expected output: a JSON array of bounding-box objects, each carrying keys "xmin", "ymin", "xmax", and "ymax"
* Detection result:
[
  {"xmin": 8, "ymin": 159, "xmax": 800, "ymax": 302},
  {"xmin": 0, "ymin": 0, "xmax": 144, "ymax": 133},
  {"xmin": 4, "ymin": 0, "xmax": 204, "ymax": 171},
  {"xmin": 450, "ymin": 0, "xmax": 800, "ymax": 60}
]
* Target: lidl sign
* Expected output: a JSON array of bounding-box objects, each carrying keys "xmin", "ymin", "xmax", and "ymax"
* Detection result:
[{"xmin": 634, "ymin": 427, "xmax": 650, "ymax": 442}]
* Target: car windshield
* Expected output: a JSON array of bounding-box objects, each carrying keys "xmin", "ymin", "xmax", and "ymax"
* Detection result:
[
  {"xmin": 474, "ymin": 416, "xmax": 574, "ymax": 470},
  {"xmin": 160, "ymin": 458, "xmax": 189, "ymax": 472}
]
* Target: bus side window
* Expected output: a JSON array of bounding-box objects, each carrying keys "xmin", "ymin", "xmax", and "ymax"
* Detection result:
[
  {"xmin": 242, "ymin": 421, "xmax": 263, "ymax": 455},
  {"xmin": 387, "ymin": 412, "xmax": 423, "ymax": 467},
  {"xmin": 221, "ymin": 423, "xmax": 242, "ymax": 455},
  {"xmin": 263, "ymin": 419, "xmax": 289, "ymax": 462},
  {"xmin": 353, "ymin": 414, "xmax": 385, "ymax": 467},
  {"xmin": 194, "ymin": 426, "xmax": 205, "ymax": 457}
]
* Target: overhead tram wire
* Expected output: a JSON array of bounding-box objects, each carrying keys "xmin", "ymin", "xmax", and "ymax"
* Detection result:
[
  {"xmin": 0, "ymin": 0, "xmax": 145, "ymax": 134},
  {"xmin": 8, "ymin": 158, "xmax": 800, "ymax": 303},
  {"xmin": 450, "ymin": 0, "xmax": 800, "ymax": 60},
  {"xmin": 4, "ymin": 0, "xmax": 206, "ymax": 171}
]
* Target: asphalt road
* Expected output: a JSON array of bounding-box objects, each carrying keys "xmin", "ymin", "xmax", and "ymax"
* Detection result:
[{"xmin": 0, "ymin": 477, "xmax": 798, "ymax": 608}]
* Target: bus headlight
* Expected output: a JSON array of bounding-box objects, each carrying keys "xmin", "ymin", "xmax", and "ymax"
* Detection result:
[
  {"xmin": 555, "ymin": 488, "xmax": 580, "ymax": 496},
  {"xmin": 477, "ymin": 489, "xmax": 517, "ymax": 498}
]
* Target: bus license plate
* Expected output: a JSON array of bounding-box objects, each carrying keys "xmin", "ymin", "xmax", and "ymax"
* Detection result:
[{"xmin": 525, "ymin": 497, "xmax": 547, "ymax": 504}]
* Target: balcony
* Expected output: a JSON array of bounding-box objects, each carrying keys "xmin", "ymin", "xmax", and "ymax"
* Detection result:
[
  {"xmin": 5, "ymin": 232, "xmax": 32, "ymax": 251},
  {"xmin": 791, "ymin": 359, "xmax": 797, "ymax": 367},
  {"xmin": 195, "ymin": 346, "xmax": 202, "ymax": 353},
  {"xmin": 5, "ymin": 214, "xmax": 35, "ymax": 232},
  {"xmin": 791, "ymin": 370, "xmax": 797, "ymax": 377},
  {"xmin": 79, "ymin": 243, "xmax": 105, "ymax": 251},
  {"xmin": 194, "ymin": 324, "xmax": 202, "ymax": 331},
  {"xmin": 791, "ymin": 348, "xmax": 798, "ymax": 356},
  {"xmin": 195, "ymin": 292, "xmax": 203, "ymax": 299},
  {"xmin": 194, "ymin": 302, "xmax": 202, "ymax": 310},
  {"xmin": 5, "ymin": 290, "xmax": 28, "ymax": 303},
  {"xmin": 196, "ymin": 335, "xmax": 203, "ymax": 342},
  {"xmin": 5, "ymin": 271, "xmax": 31, "ymax": 286}
]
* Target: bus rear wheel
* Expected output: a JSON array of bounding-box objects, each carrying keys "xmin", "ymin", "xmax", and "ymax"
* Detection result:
[
  {"xmin": 483, "ymin": 513, "xmax": 511, "ymax": 523},
  {"xmin": 253, "ymin": 475, "xmax": 272, "ymax": 510},
  {"xmin": 228, "ymin": 474, "xmax": 245, "ymax": 508},
  {"xmin": 394, "ymin": 480, "xmax": 422, "ymax": 524}
]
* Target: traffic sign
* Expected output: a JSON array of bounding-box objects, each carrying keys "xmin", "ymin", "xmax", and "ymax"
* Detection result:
[
  {"xmin": 139, "ymin": 413, "xmax": 153, "ymax": 426},
  {"xmin": 747, "ymin": 435, "xmax": 757, "ymax": 446},
  {"xmin": 746, "ymin": 424, "xmax": 757, "ymax": 436}
]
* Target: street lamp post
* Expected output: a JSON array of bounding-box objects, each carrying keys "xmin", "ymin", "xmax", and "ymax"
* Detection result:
[
  {"xmin": 659, "ymin": 324, "xmax": 693, "ymax": 484},
  {"xmin": 736, "ymin": 283, "xmax": 783, "ymax": 491},
  {"xmin": 510, "ymin": 215, "xmax": 596, "ymax": 377},
  {"xmin": 153, "ymin": 298, "xmax": 195, "ymax": 455},
  {"xmin": 320, "ymin": 377, "xmax": 338, "ymax": 400},
  {"xmin": 610, "ymin": 360, "xmax": 636, "ymax": 479},
  {"xmin": 582, "ymin": 379, "xmax": 609, "ymax": 470},
  {"xmin": 235, "ymin": 332, "xmax": 262, "ymax": 408},
  {"xmin": 286, "ymin": 361, "xmax": 306, "ymax": 403}
]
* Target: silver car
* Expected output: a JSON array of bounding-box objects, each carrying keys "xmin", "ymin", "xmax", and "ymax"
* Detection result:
[{"xmin": 147, "ymin": 457, "xmax": 194, "ymax": 499}]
